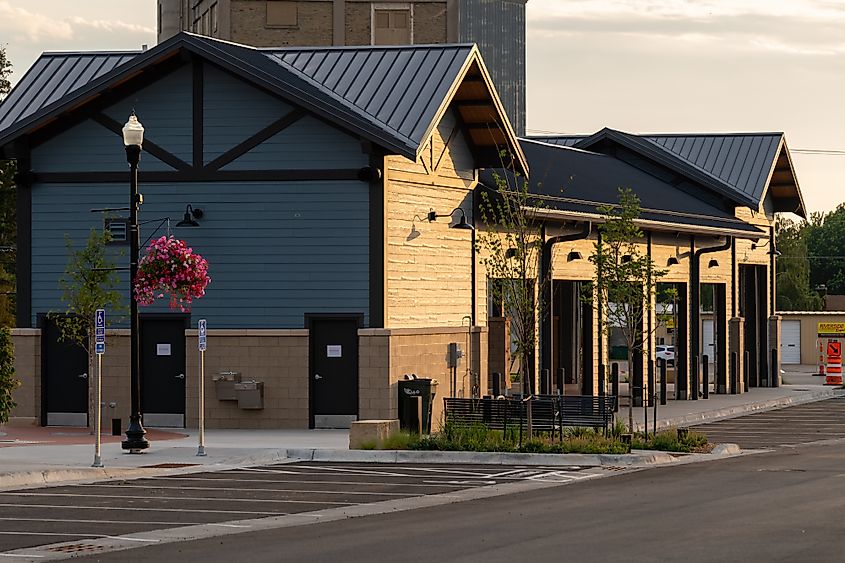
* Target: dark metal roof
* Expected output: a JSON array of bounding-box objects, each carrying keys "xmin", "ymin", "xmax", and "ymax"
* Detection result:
[
  {"xmin": 0, "ymin": 33, "xmax": 527, "ymax": 172},
  {"xmin": 529, "ymin": 129, "xmax": 805, "ymax": 217},
  {"xmin": 481, "ymin": 139, "xmax": 765, "ymax": 237},
  {"xmin": 265, "ymin": 45, "xmax": 471, "ymax": 154},
  {"xmin": 0, "ymin": 51, "xmax": 138, "ymax": 133},
  {"xmin": 642, "ymin": 133, "xmax": 782, "ymax": 204}
]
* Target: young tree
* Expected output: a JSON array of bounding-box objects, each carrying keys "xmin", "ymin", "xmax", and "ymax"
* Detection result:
[
  {"xmin": 50, "ymin": 229, "xmax": 125, "ymax": 428},
  {"xmin": 0, "ymin": 326, "xmax": 19, "ymax": 424},
  {"xmin": 0, "ymin": 48, "xmax": 15, "ymax": 324},
  {"xmin": 591, "ymin": 188, "xmax": 669, "ymax": 432},
  {"xmin": 476, "ymin": 168, "xmax": 547, "ymax": 396}
]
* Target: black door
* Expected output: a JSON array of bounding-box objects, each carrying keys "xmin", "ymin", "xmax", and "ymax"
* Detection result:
[
  {"xmin": 141, "ymin": 316, "xmax": 187, "ymax": 427},
  {"xmin": 41, "ymin": 316, "xmax": 89, "ymax": 426},
  {"xmin": 308, "ymin": 315, "xmax": 360, "ymax": 428}
]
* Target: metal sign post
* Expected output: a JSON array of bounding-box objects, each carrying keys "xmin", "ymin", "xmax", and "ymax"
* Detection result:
[
  {"xmin": 93, "ymin": 308, "xmax": 106, "ymax": 468},
  {"xmin": 197, "ymin": 319, "xmax": 207, "ymax": 456}
]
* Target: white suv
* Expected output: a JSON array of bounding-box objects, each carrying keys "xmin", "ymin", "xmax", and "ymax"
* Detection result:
[{"xmin": 656, "ymin": 345, "xmax": 675, "ymax": 367}]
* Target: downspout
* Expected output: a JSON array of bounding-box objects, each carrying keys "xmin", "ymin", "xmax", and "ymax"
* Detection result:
[
  {"xmin": 540, "ymin": 221, "xmax": 593, "ymax": 393},
  {"xmin": 769, "ymin": 225, "xmax": 775, "ymax": 316},
  {"xmin": 690, "ymin": 235, "xmax": 733, "ymax": 396},
  {"xmin": 647, "ymin": 231, "xmax": 653, "ymax": 406}
]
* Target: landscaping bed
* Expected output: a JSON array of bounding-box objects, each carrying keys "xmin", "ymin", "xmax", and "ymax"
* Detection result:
[{"xmin": 360, "ymin": 422, "xmax": 709, "ymax": 455}]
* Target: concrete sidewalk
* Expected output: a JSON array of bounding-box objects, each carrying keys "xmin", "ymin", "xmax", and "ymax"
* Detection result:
[{"xmin": 1, "ymin": 365, "xmax": 842, "ymax": 489}]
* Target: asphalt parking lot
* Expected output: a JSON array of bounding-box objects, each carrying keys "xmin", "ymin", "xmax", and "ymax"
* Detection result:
[
  {"xmin": 692, "ymin": 397, "xmax": 845, "ymax": 449},
  {"xmin": 0, "ymin": 462, "xmax": 610, "ymax": 555}
]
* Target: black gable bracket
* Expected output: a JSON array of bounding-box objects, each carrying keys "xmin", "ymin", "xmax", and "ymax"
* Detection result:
[
  {"xmin": 204, "ymin": 109, "xmax": 306, "ymax": 171},
  {"xmin": 91, "ymin": 113, "xmax": 192, "ymax": 171}
]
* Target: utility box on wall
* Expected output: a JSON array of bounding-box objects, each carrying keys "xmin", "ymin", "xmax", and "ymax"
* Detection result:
[{"xmin": 448, "ymin": 342, "xmax": 463, "ymax": 368}]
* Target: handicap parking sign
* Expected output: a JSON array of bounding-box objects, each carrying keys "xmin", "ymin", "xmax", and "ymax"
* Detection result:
[
  {"xmin": 95, "ymin": 309, "xmax": 105, "ymax": 352},
  {"xmin": 198, "ymin": 319, "xmax": 207, "ymax": 352}
]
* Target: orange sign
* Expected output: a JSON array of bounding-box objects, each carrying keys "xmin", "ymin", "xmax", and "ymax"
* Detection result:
[{"xmin": 828, "ymin": 341, "xmax": 841, "ymax": 359}]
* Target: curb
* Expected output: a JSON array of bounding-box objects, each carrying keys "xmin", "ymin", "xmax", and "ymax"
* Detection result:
[
  {"xmin": 637, "ymin": 387, "xmax": 844, "ymax": 431},
  {"xmin": 0, "ymin": 467, "xmax": 165, "ymax": 491},
  {"xmin": 284, "ymin": 448, "xmax": 679, "ymax": 467}
]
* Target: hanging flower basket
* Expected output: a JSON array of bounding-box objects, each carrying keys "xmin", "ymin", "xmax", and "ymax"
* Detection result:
[{"xmin": 134, "ymin": 236, "xmax": 210, "ymax": 311}]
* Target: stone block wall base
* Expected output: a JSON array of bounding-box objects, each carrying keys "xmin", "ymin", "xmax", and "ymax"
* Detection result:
[
  {"xmin": 349, "ymin": 419, "xmax": 400, "ymax": 449},
  {"xmin": 2, "ymin": 417, "xmax": 39, "ymax": 427}
]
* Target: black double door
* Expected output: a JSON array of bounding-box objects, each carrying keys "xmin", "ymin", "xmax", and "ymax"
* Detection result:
[
  {"xmin": 141, "ymin": 316, "xmax": 187, "ymax": 427},
  {"xmin": 41, "ymin": 317, "xmax": 89, "ymax": 427},
  {"xmin": 309, "ymin": 315, "xmax": 360, "ymax": 428}
]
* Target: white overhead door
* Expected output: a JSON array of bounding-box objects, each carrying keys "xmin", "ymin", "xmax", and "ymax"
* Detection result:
[
  {"xmin": 702, "ymin": 320, "xmax": 716, "ymax": 361},
  {"xmin": 782, "ymin": 320, "xmax": 801, "ymax": 364}
]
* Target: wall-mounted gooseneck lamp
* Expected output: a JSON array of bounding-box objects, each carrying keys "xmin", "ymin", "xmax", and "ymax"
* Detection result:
[
  {"xmin": 427, "ymin": 206, "xmax": 474, "ymax": 230},
  {"xmin": 751, "ymin": 239, "xmax": 781, "ymax": 257},
  {"xmin": 667, "ymin": 256, "xmax": 680, "ymax": 266},
  {"xmin": 176, "ymin": 204, "xmax": 204, "ymax": 227}
]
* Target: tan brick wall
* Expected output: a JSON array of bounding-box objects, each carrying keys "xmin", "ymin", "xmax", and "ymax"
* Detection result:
[
  {"xmin": 9, "ymin": 330, "xmax": 40, "ymax": 424},
  {"xmin": 359, "ymin": 326, "xmax": 486, "ymax": 430},
  {"xmin": 413, "ymin": 3, "xmax": 447, "ymax": 44},
  {"xmin": 184, "ymin": 330, "xmax": 310, "ymax": 429},
  {"xmin": 384, "ymin": 109, "xmax": 477, "ymax": 329},
  {"xmin": 231, "ymin": 1, "xmax": 333, "ymax": 46},
  {"xmin": 344, "ymin": 2, "xmax": 370, "ymax": 45}
]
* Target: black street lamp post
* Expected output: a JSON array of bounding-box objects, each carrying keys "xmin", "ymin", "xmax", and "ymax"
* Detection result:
[{"xmin": 121, "ymin": 114, "xmax": 149, "ymax": 453}]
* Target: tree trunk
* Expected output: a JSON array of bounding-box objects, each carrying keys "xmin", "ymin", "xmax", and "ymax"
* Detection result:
[{"xmin": 627, "ymin": 349, "xmax": 634, "ymax": 433}]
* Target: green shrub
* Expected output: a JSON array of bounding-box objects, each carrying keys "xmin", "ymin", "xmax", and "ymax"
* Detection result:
[
  {"xmin": 411, "ymin": 422, "xmax": 631, "ymax": 454},
  {"xmin": 632, "ymin": 428, "xmax": 709, "ymax": 453},
  {"xmin": 0, "ymin": 326, "xmax": 18, "ymax": 425},
  {"xmin": 381, "ymin": 431, "xmax": 418, "ymax": 450}
]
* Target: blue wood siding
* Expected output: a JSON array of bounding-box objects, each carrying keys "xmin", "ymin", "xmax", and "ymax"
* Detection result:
[
  {"xmin": 30, "ymin": 181, "xmax": 370, "ymax": 328},
  {"xmin": 102, "ymin": 65, "xmax": 194, "ymax": 164},
  {"xmin": 30, "ymin": 119, "xmax": 176, "ymax": 172},
  {"xmin": 222, "ymin": 115, "xmax": 368, "ymax": 170},
  {"xmin": 203, "ymin": 64, "xmax": 295, "ymax": 164},
  {"xmin": 203, "ymin": 64, "xmax": 367, "ymax": 170}
]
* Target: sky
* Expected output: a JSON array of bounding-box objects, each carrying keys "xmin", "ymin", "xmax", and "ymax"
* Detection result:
[{"xmin": 1, "ymin": 0, "xmax": 843, "ymax": 216}]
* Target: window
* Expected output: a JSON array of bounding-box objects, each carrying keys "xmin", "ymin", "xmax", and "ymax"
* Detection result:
[
  {"xmin": 104, "ymin": 218, "xmax": 129, "ymax": 244},
  {"xmin": 266, "ymin": 1, "xmax": 297, "ymax": 27},
  {"xmin": 210, "ymin": 2, "xmax": 218, "ymax": 35},
  {"xmin": 373, "ymin": 7, "xmax": 411, "ymax": 45}
]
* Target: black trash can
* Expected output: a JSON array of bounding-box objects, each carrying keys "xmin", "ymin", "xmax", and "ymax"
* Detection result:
[{"xmin": 398, "ymin": 378, "xmax": 438, "ymax": 434}]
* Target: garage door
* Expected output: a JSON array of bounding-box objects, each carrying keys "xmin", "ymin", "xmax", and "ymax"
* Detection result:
[
  {"xmin": 782, "ymin": 320, "xmax": 801, "ymax": 364},
  {"xmin": 702, "ymin": 320, "xmax": 716, "ymax": 361}
]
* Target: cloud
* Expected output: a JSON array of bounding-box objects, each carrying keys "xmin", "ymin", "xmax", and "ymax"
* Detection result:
[
  {"xmin": 0, "ymin": 1, "xmax": 73, "ymax": 43},
  {"xmin": 68, "ymin": 17, "xmax": 155, "ymax": 36},
  {"xmin": 528, "ymin": 0, "xmax": 845, "ymax": 57}
]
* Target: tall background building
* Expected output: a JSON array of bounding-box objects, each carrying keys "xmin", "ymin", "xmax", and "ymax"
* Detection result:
[{"xmin": 157, "ymin": 0, "xmax": 527, "ymax": 135}]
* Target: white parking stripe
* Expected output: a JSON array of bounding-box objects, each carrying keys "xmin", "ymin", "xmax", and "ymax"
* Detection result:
[
  {"xmin": 0, "ymin": 503, "xmax": 282, "ymax": 516},
  {"xmin": 151, "ymin": 476, "xmax": 466, "ymax": 488},
  {"xmin": 289, "ymin": 466, "xmax": 413, "ymax": 478},
  {"xmin": 74, "ymin": 484, "xmax": 417, "ymax": 497},
  {"xmin": 0, "ymin": 517, "xmax": 204, "ymax": 526},
  {"xmin": 0, "ymin": 492, "xmax": 353, "ymax": 506},
  {"xmin": 0, "ymin": 554, "xmax": 45, "ymax": 558}
]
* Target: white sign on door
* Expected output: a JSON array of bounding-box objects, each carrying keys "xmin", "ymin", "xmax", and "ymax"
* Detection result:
[
  {"xmin": 156, "ymin": 343, "xmax": 172, "ymax": 356},
  {"xmin": 326, "ymin": 345, "xmax": 342, "ymax": 358}
]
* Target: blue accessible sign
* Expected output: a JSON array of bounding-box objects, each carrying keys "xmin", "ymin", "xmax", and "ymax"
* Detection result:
[
  {"xmin": 198, "ymin": 319, "xmax": 207, "ymax": 352},
  {"xmin": 95, "ymin": 308, "xmax": 105, "ymax": 355}
]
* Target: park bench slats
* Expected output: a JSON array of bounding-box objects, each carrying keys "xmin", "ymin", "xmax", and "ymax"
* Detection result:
[{"xmin": 443, "ymin": 395, "xmax": 616, "ymax": 433}]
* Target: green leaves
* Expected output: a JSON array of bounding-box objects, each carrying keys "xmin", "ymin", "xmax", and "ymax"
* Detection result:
[
  {"xmin": 51, "ymin": 229, "xmax": 126, "ymax": 352},
  {"xmin": 0, "ymin": 326, "xmax": 19, "ymax": 424},
  {"xmin": 591, "ymin": 187, "xmax": 668, "ymax": 350}
]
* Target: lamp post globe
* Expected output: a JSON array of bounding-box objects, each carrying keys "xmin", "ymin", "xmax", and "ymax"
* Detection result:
[{"xmin": 121, "ymin": 113, "xmax": 149, "ymax": 453}]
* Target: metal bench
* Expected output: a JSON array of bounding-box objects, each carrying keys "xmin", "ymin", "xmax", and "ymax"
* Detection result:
[{"xmin": 443, "ymin": 395, "xmax": 616, "ymax": 435}]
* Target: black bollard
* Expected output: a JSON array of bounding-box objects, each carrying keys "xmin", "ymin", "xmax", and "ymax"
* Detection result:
[
  {"xmin": 611, "ymin": 363, "xmax": 619, "ymax": 412},
  {"xmin": 492, "ymin": 372, "xmax": 502, "ymax": 397},
  {"xmin": 702, "ymin": 354, "xmax": 709, "ymax": 399},
  {"xmin": 691, "ymin": 355, "xmax": 699, "ymax": 400},
  {"xmin": 771, "ymin": 349, "xmax": 780, "ymax": 388},
  {"xmin": 598, "ymin": 364, "xmax": 606, "ymax": 396},
  {"xmin": 540, "ymin": 368, "xmax": 550, "ymax": 395},
  {"xmin": 659, "ymin": 358, "xmax": 667, "ymax": 405},
  {"xmin": 744, "ymin": 350, "xmax": 750, "ymax": 392}
]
